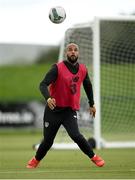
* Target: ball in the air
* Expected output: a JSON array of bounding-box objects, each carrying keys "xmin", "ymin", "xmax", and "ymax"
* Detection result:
[{"xmin": 49, "ymin": 6, "xmax": 66, "ymax": 24}]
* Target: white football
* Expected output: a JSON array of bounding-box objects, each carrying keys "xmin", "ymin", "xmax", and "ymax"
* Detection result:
[{"xmin": 49, "ymin": 6, "xmax": 66, "ymax": 24}]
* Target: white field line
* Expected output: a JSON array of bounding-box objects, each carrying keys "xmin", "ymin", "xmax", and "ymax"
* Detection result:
[{"xmin": 0, "ymin": 169, "xmax": 134, "ymax": 174}]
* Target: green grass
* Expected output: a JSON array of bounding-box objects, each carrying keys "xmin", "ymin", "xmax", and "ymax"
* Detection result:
[
  {"xmin": 0, "ymin": 130, "xmax": 135, "ymax": 179},
  {"xmin": 0, "ymin": 63, "xmax": 52, "ymax": 102}
]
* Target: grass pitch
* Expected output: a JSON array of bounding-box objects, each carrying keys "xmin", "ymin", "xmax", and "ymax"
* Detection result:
[{"xmin": 0, "ymin": 130, "xmax": 135, "ymax": 179}]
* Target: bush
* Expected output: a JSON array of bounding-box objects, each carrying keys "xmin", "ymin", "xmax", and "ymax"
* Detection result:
[{"xmin": 36, "ymin": 46, "xmax": 59, "ymax": 64}]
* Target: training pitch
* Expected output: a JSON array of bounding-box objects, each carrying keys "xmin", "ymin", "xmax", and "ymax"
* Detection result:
[{"xmin": 0, "ymin": 130, "xmax": 135, "ymax": 179}]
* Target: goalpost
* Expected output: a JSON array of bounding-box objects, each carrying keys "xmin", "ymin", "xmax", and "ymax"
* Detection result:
[{"xmin": 53, "ymin": 16, "xmax": 135, "ymax": 149}]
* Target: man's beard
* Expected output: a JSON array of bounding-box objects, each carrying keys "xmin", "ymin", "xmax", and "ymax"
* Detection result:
[{"xmin": 67, "ymin": 55, "xmax": 78, "ymax": 64}]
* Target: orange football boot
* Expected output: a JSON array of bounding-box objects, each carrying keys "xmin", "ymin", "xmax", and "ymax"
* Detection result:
[
  {"xmin": 26, "ymin": 157, "xmax": 39, "ymax": 169},
  {"xmin": 91, "ymin": 155, "xmax": 105, "ymax": 167}
]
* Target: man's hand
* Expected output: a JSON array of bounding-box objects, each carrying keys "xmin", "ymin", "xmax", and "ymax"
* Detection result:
[
  {"xmin": 89, "ymin": 106, "xmax": 96, "ymax": 118},
  {"xmin": 47, "ymin": 97, "xmax": 56, "ymax": 110}
]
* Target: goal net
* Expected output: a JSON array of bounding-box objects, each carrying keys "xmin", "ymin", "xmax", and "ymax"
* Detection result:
[
  {"xmin": 55, "ymin": 17, "xmax": 135, "ymax": 149},
  {"xmin": 94, "ymin": 17, "xmax": 135, "ymax": 148}
]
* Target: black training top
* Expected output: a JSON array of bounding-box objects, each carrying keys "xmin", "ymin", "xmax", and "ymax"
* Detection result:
[{"xmin": 40, "ymin": 60, "xmax": 94, "ymax": 107}]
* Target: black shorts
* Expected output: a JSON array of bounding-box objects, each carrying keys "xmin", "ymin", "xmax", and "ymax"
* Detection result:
[{"xmin": 43, "ymin": 105, "xmax": 81, "ymax": 141}]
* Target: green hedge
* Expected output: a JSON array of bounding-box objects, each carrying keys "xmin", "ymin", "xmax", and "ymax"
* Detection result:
[{"xmin": 0, "ymin": 63, "xmax": 53, "ymax": 102}]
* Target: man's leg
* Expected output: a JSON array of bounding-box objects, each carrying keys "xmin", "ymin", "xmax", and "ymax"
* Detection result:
[
  {"xmin": 27, "ymin": 106, "xmax": 61, "ymax": 168},
  {"xmin": 62, "ymin": 109, "xmax": 105, "ymax": 167}
]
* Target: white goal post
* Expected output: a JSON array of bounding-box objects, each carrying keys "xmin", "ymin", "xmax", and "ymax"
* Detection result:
[{"xmin": 54, "ymin": 16, "xmax": 135, "ymax": 149}]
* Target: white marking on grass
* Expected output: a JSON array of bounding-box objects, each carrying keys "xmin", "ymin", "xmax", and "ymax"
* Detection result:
[
  {"xmin": 0, "ymin": 170, "xmax": 89, "ymax": 174},
  {"xmin": 130, "ymin": 169, "xmax": 135, "ymax": 171},
  {"xmin": 0, "ymin": 169, "xmax": 132, "ymax": 174}
]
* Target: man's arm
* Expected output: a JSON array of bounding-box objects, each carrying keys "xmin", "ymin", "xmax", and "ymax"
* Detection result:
[
  {"xmin": 83, "ymin": 72, "xmax": 94, "ymax": 107},
  {"xmin": 39, "ymin": 64, "xmax": 58, "ymax": 101},
  {"xmin": 83, "ymin": 72, "xmax": 96, "ymax": 117}
]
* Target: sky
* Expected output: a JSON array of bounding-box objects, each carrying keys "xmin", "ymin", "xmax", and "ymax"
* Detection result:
[{"xmin": 0, "ymin": 0, "xmax": 135, "ymax": 45}]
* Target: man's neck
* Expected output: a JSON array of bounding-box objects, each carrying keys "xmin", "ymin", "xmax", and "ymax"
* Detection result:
[{"xmin": 66, "ymin": 60, "xmax": 78, "ymax": 66}]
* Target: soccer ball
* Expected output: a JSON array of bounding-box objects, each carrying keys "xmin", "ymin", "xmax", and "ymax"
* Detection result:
[{"xmin": 49, "ymin": 6, "xmax": 66, "ymax": 24}]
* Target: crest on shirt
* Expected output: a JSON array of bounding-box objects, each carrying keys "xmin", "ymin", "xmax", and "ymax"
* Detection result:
[
  {"xmin": 72, "ymin": 76, "xmax": 79, "ymax": 82},
  {"xmin": 45, "ymin": 122, "xmax": 49, "ymax": 128}
]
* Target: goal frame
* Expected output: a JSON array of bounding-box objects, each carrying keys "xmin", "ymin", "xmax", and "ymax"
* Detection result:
[{"xmin": 55, "ymin": 16, "xmax": 135, "ymax": 149}]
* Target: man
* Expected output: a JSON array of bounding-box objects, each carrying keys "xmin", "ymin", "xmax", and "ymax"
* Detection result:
[{"xmin": 26, "ymin": 43, "xmax": 105, "ymax": 168}]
